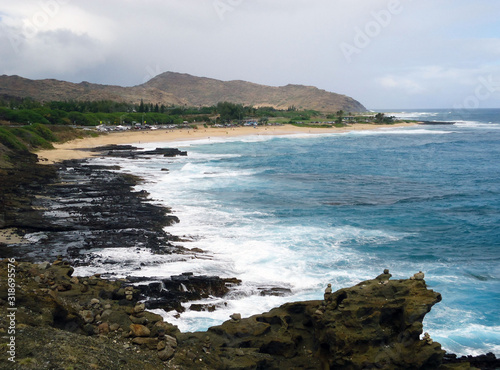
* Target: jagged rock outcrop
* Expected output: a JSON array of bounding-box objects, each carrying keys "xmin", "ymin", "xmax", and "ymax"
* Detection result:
[
  {"xmin": 173, "ymin": 273, "xmax": 446, "ymax": 369},
  {"xmin": 1, "ymin": 260, "xmax": 492, "ymax": 369}
]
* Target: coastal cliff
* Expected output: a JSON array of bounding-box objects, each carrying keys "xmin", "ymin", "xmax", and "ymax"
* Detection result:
[{"xmin": 1, "ymin": 258, "xmax": 477, "ymax": 369}]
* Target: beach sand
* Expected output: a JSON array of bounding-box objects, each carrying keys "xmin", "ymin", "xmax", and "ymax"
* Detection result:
[
  {"xmin": 37, "ymin": 123, "xmax": 416, "ymax": 164},
  {"xmin": 0, "ymin": 228, "xmax": 25, "ymax": 244}
]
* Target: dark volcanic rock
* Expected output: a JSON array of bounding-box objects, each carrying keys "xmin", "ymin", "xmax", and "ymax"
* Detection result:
[
  {"xmin": 443, "ymin": 352, "xmax": 500, "ymax": 369},
  {"xmin": 2, "ymin": 158, "xmax": 181, "ymax": 263},
  {"xmin": 0, "ymin": 150, "xmax": 57, "ymax": 230},
  {"xmin": 131, "ymin": 274, "xmax": 242, "ymax": 313},
  {"xmin": 89, "ymin": 144, "xmax": 187, "ymax": 159},
  {"xmin": 89, "ymin": 144, "xmax": 138, "ymax": 152}
]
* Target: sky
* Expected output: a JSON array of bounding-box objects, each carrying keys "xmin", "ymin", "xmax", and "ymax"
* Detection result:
[{"xmin": 0, "ymin": 0, "xmax": 499, "ymax": 109}]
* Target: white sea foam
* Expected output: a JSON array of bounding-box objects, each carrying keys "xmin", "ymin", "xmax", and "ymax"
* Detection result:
[
  {"xmin": 350, "ymin": 128, "xmax": 454, "ymax": 135},
  {"xmin": 388, "ymin": 111, "xmax": 440, "ymax": 119},
  {"xmin": 454, "ymin": 120, "xmax": 500, "ymax": 129},
  {"xmin": 132, "ymin": 134, "xmax": 280, "ymax": 150},
  {"xmin": 23, "ymin": 232, "xmax": 48, "ymax": 243},
  {"xmin": 428, "ymin": 323, "xmax": 500, "ymax": 356}
]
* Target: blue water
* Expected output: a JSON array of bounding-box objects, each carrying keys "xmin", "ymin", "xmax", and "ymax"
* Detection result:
[{"xmin": 79, "ymin": 109, "xmax": 500, "ymax": 356}]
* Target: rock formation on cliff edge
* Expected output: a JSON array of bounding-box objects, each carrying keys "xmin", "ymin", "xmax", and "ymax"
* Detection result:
[{"xmin": 2, "ymin": 259, "xmax": 488, "ymax": 369}]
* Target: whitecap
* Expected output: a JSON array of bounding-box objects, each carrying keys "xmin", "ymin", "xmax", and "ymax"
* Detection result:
[
  {"xmin": 454, "ymin": 120, "xmax": 500, "ymax": 129},
  {"xmin": 349, "ymin": 128, "xmax": 455, "ymax": 135}
]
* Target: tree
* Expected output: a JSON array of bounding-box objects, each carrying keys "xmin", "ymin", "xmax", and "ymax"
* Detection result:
[
  {"xmin": 336, "ymin": 110, "xmax": 344, "ymax": 125},
  {"xmin": 68, "ymin": 111, "xmax": 90, "ymax": 126},
  {"xmin": 216, "ymin": 101, "xmax": 244, "ymax": 123},
  {"xmin": 374, "ymin": 113, "xmax": 395, "ymax": 124},
  {"xmin": 375, "ymin": 112, "xmax": 385, "ymax": 123}
]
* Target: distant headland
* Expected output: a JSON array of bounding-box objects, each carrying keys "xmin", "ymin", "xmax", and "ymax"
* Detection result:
[{"xmin": 0, "ymin": 72, "xmax": 367, "ymax": 113}]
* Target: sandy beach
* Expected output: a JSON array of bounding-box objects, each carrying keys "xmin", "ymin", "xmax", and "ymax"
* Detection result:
[
  {"xmin": 0, "ymin": 228, "xmax": 25, "ymax": 244},
  {"xmin": 37, "ymin": 123, "xmax": 416, "ymax": 164}
]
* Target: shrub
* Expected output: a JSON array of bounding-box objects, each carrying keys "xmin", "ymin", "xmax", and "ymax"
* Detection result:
[
  {"xmin": 0, "ymin": 127, "xmax": 28, "ymax": 152},
  {"xmin": 24, "ymin": 123, "xmax": 58, "ymax": 142},
  {"xmin": 10, "ymin": 127, "xmax": 54, "ymax": 149}
]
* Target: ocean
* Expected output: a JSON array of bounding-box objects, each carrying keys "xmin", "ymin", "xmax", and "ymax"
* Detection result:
[{"xmin": 75, "ymin": 109, "xmax": 500, "ymax": 357}]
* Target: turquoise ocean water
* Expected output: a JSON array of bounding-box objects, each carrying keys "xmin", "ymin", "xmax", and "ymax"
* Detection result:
[{"xmin": 77, "ymin": 109, "xmax": 500, "ymax": 356}]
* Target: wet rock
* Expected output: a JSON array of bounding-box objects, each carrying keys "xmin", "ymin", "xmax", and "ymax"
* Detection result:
[
  {"xmin": 258, "ymin": 286, "xmax": 293, "ymax": 296},
  {"xmin": 96, "ymin": 146, "xmax": 187, "ymax": 159},
  {"xmin": 3, "ymin": 159, "xmax": 182, "ymax": 264},
  {"xmin": 189, "ymin": 303, "xmax": 216, "ymax": 312},
  {"xmin": 137, "ymin": 274, "xmax": 240, "ymax": 313}
]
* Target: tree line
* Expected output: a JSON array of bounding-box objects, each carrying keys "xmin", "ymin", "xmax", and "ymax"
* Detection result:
[{"xmin": 0, "ymin": 97, "xmax": 321, "ymax": 126}]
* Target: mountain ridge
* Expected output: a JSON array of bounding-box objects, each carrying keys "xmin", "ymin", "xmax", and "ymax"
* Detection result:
[{"xmin": 0, "ymin": 72, "xmax": 367, "ymax": 112}]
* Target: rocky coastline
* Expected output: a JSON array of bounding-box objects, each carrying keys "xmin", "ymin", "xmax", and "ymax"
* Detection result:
[
  {"xmin": 3, "ymin": 258, "xmax": 499, "ymax": 369},
  {"xmin": 1, "ymin": 145, "xmax": 499, "ymax": 369}
]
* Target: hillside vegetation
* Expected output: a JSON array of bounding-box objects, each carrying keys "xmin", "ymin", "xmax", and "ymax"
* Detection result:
[{"xmin": 0, "ymin": 124, "xmax": 98, "ymax": 168}]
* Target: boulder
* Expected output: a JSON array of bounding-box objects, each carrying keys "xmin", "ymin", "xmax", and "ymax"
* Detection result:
[{"xmin": 129, "ymin": 324, "xmax": 151, "ymax": 337}]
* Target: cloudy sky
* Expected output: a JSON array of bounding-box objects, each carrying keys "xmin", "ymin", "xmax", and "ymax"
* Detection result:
[{"xmin": 1, "ymin": 0, "xmax": 499, "ymax": 109}]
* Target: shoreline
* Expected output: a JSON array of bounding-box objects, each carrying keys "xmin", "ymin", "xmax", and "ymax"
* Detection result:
[
  {"xmin": 36, "ymin": 122, "xmax": 417, "ymax": 164},
  {"xmin": 4, "ymin": 121, "xmax": 500, "ymax": 365}
]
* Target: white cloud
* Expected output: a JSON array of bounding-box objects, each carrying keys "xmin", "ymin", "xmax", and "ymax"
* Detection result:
[
  {"xmin": 0, "ymin": 0, "xmax": 499, "ymax": 108},
  {"xmin": 377, "ymin": 76, "xmax": 426, "ymax": 94}
]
